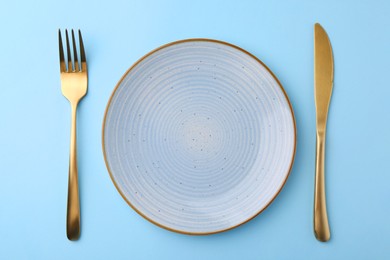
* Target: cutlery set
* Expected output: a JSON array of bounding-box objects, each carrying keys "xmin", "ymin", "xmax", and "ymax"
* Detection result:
[{"xmin": 58, "ymin": 23, "xmax": 334, "ymax": 242}]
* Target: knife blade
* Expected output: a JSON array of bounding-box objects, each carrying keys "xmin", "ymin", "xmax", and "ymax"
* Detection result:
[{"xmin": 314, "ymin": 23, "xmax": 334, "ymax": 242}]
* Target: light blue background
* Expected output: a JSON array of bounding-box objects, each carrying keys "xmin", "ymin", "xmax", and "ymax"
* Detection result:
[{"xmin": 0, "ymin": 0, "xmax": 389, "ymax": 259}]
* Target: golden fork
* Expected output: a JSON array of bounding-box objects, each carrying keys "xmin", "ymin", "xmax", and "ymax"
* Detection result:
[{"xmin": 58, "ymin": 29, "xmax": 87, "ymax": 241}]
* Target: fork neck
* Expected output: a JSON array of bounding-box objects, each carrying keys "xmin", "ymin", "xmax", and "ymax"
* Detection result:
[{"xmin": 70, "ymin": 101, "xmax": 79, "ymax": 111}]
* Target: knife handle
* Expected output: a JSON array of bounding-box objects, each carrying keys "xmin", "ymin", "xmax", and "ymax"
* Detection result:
[{"xmin": 314, "ymin": 132, "xmax": 330, "ymax": 242}]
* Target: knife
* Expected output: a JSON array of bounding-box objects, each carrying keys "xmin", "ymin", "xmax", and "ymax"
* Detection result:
[{"xmin": 314, "ymin": 23, "xmax": 333, "ymax": 242}]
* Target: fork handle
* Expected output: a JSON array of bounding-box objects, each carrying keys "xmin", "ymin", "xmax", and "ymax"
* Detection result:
[
  {"xmin": 314, "ymin": 132, "xmax": 330, "ymax": 242},
  {"xmin": 67, "ymin": 102, "xmax": 80, "ymax": 241}
]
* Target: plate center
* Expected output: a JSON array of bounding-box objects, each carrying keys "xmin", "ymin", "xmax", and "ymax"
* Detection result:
[{"xmin": 179, "ymin": 114, "xmax": 223, "ymax": 161}]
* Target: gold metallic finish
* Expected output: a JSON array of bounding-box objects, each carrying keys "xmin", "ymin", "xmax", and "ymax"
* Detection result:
[
  {"xmin": 102, "ymin": 38, "xmax": 297, "ymax": 235},
  {"xmin": 314, "ymin": 23, "xmax": 333, "ymax": 242},
  {"xmin": 59, "ymin": 29, "xmax": 88, "ymax": 241}
]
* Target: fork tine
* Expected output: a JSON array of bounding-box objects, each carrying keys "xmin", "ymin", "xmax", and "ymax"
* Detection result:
[
  {"xmin": 65, "ymin": 29, "xmax": 73, "ymax": 71},
  {"xmin": 71, "ymin": 30, "xmax": 79, "ymax": 72},
  {"xmin": 58, "ymin": 30, "xmax": 66, "ymax": 72},
  {"xmin": 78, "ymin": 30, "xmax": 87, "ymax": 72}
]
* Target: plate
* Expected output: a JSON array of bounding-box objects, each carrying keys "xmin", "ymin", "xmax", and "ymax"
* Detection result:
[{"xmin": 103, "ymin": 39, "xmax": 296, "ymax": 234}]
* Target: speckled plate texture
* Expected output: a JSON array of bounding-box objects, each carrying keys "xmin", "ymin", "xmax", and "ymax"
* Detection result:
[{"xmin": 103, "ymin": 39, "xmax": 296, "ymax": 234}]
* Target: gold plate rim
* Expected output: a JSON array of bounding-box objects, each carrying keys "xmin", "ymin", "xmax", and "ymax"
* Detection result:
[{"xmin": 101, "ymin": 38, "xmax": 297, "ymax": 235}]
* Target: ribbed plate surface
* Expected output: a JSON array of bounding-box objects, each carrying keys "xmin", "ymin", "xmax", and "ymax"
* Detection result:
[{"xmin": 103, "ymin": 39, "xmax": 296, "ymax": 234}]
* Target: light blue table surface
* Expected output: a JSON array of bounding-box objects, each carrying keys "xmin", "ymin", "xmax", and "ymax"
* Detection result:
[{"xmin": 0, "ymin": 0, "xmax": 389, "ymax": 259}]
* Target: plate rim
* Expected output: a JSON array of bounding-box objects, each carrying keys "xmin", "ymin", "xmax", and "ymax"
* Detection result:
[{"xmin": 102, "ymin": 38, "xmax": 297, "ymax": 235}]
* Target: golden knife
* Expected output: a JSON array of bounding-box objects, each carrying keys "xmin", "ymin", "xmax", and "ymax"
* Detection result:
[{"xmin": 314, "ymin": 23, "xmax": 333, "ymax": 242}]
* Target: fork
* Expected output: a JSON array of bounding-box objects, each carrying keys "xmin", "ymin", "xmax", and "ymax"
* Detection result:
[{"xmin": 58, "ymin": 29, "xmax": 87, "ymax": 241}]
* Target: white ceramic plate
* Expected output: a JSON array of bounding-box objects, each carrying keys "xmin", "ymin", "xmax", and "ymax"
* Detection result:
[{"xmin": 103, "ymin": 39, "xmax": 296, "ymax": 234}]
